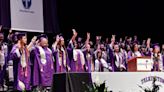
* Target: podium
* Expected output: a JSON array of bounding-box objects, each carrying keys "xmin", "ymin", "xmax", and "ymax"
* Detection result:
[
  {"xmin": 50, "ymin": 73, "xmax": 92, "ymax": 92},
  {"xmin": 127, "ymin": 57, "xmax": 152, "ymax": 72}
]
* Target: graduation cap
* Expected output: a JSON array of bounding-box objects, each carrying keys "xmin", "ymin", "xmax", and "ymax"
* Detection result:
[
  {"xmin": 152, "ymin": 43, "xmax": 160, "ymax": 49},
  {"xmin": 17, "ymin": 32, "xmax": 26, "ymax": 40},
  {"xmin": 53, "ymin": 33, "xmax": 64, "ymax": 41},
  {"xmin": 58, "ymin": 33, "xmax": 64, "ymax": 40},
  {"xmin": 37, "ymin": 34, "xmax": 48, "ymax": 41}
]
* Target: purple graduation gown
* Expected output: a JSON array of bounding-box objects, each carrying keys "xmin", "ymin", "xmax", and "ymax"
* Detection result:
[
  {"xmin": 83, "ymin": 50, "xmax": 93, "ymax": 72},
  {"xmin": 71, "ymin": 52, "xmax": 84, "ymax": 72},
  {"xmin": 52, "ymin": 48, "xmax": 70, "ymax": 73},
  {"xmin": 10, "ymin": 45, "xmax": 31, "ymax": 91},
  {"xmin": 113, "ymin": 52, "xmax": 127, "ymax": 72},
  {"xmin": 32, "ymin": 47, "xmax": 54, "ymax": 87},
  {"xmin": 67, "ymin": 42, "xmax": 84, "ymax": 72},
  {"xmin": 106, "ymin": 44, "xmax": 115, "ymax": 72}
]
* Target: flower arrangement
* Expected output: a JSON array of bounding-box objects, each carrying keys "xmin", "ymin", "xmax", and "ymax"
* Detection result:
[{"xmin": 82, "ymin": 81, "xmax": 108, "ymax": 92}]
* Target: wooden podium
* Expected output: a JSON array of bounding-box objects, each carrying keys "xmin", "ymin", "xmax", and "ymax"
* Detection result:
[{"xmin": 127, "ymin": 57, "xmax": 152, "ymax": 72}]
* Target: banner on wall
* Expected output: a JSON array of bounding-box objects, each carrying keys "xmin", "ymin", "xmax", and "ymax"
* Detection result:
[
  {"xmin": 91, "ymin": 72, "xmax": 164, "ymax": 92},
  {"xmin": 10, "ymin": 0, "xmax": 44, "ymax": 32}
]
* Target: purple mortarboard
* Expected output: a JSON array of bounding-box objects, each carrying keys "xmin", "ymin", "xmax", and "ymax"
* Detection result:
[
  {"xmin": 152, "ymin": 43, "xmax": 160, "ymax": 48},
  {"xmin": 17, "ymin": 32, "xmax": 26, "ymax": 40}
]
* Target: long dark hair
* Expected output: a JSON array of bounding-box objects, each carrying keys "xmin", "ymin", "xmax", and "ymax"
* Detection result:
[{"xmin": 132, "ymin": 42, "xmax": 138, "ymax": 53}]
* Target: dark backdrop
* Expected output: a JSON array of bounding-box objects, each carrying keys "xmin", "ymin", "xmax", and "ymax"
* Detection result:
[
  {"xmin": 57, "ymin": 0, "xmax": 163, "ymax": 44},
  {"xmin": 0, "ymin": 0, "xmax": 163, "ymax": 44}
]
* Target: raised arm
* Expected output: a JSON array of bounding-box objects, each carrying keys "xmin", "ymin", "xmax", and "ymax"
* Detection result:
[
  {"xmin": 70, "ymin": 29, "xmax": 78, "ymax": 43},
  {"xmin": 110, "ymin": 35, "xmax": 115, "ymax": 48},
  {"xmin": 146, "ymin": 38, "xmax": 151, "ymax": 48},
  {"xmin": 27, "ymin": 36, "xmax": 37, "ymax": 51},
  {"xmin": 85, "ymin": 32, "xmax": 90, "ymax": 46},
  {"xmin": 52, "ymin": 35, "xmax": 59, "ymax": 52}
]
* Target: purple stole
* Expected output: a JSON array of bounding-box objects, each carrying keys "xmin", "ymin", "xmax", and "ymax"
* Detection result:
[
  {"xmin": 20, "ymin": 49, "xmax": 28, "ymax": 78},
  {"xmin": 55, "ymin": 49, "xmax": 67, "ymax": 73},
  {"xmin": 10, "ymin": 46, "xmax": 31, "ymax": 90}
]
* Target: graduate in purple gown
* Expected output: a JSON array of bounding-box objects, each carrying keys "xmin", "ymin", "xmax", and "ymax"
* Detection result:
[
  {"xmin": 32, "ymin": 34, "xmax": 54, "ymax": 91},
  {"xmin": 94, "ymin": 50, "xmax": 109, "ymax": 72},
  {"xmin": 0, "ymin": 33, "xmax": 8, "ymax": 90},
  {"xmin": 120, "ymin": 42, "xmax": 128, "ymax": 70},
  {"xmin": 131, "ymin": 43, "xmax": 143, "ymax": 57},
  {"xmin": 83, "ymin": 32, "xmax": 94, "ymax": 72},
  {"xmin": 151, "ymin": 43, "xmax": 163, "ymax": 71},
  {"xmin": 10, "ymin": 32, "xmax": 36, "ymax": 91},
  {"xmin": 67, "ymin": 29, "xmax": 85, "ymax": 72},
  {"xmin": 52, "ymin": 34, "xmax": 70, "ymax": 73},
  {"xmin": 106, "ymin": 35, "xmax": 115, "ymax": 72},
  {"xmin": 113, "ymin": 43, "xmax": 126, "ymax": 71}
]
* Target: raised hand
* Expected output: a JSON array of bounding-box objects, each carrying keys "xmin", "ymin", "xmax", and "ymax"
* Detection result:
[
  {"xmin": 111, "ymin": 35, "xmax": 115, "ymax": 43},
  {"xmin": 56, "ymin": 35, "xmax": 60, "ymax": 42},
  {"xmin": 9, "ymin": 29, "xmax": 12, "ymax": 34},
  {"xmin": 112, "ymin": 35, "xmax": 115, "ymax": 38},
  {"xmin": 31, "ymin": 36, "xmax": 37, "ymax": 43},
  {"xmin": 35, "ymin": 40, "xmax": 39, "ymax": 46},
  {"xmin": 87, "ymin": 32, "xmax": 90, "ymax": 39},
  {"xmin": 71, "ymin": 29, "xmax": 78, "ymax": 42},
  {"xmin": 146, "ymin": 38, "xmax": 151, "ymax": 47},
  {"xmin": 72, "ymin": 29, "xmax": 77, "ymax": 37},
  {"xmin": 87, "ymin": 32, "xmax": 90, "ymax": 38}
]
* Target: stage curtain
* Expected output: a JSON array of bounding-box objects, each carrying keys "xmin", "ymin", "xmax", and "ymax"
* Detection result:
[
  {"xmin": 43, "ymin": 0, "xmax": 60, "ymax": 33},
  {"xmin": 0, "ymin": 0, "xmax": 11, "ymax": 29}
]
